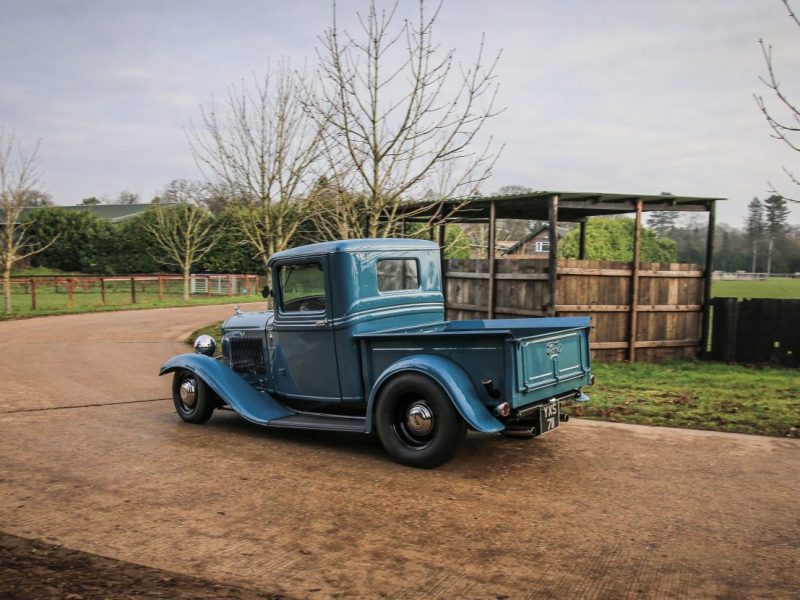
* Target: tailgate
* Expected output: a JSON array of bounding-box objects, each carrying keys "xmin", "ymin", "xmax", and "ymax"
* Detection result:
[{"xmin": 515, "ymin": 327, "xmax": 590, "ymax": 395}]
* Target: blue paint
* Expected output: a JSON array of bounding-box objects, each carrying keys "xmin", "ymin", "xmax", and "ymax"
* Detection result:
[
  {"xmin": 160, "ymin": 238, "xmax": 592, "ymax": 447},
  {"xmin": 159, "ymin": 354, "xmax": 294, "ymax": 424},
  {"xmin": 364, "ymin": 355, "xmax": 504, "ymax": 433}
]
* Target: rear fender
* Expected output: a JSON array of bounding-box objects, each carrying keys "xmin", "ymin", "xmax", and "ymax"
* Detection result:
[
  {"xmin": 366, "ymin": 354, "xmax": 503, "ymax": 434},
  {"xmin": 159, "ymin": 354, "xmax": 293, "ymax": 425}
]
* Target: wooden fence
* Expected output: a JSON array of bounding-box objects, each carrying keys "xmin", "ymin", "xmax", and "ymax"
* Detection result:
[
  {"xmin": 708, "ymin": 298, "xmax": 800, "ymax": 367},
  {"xmin": 445, "ymin": 258, "xmax": 705, "ymax": 362},
  {"xmin": 4, "ymin": 273, "xmax": 260, "ymax": 313}
]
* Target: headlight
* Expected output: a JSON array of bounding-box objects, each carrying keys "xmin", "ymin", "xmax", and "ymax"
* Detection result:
[{"xmin": 194, "ymin": 334, "xmax": 216, "ymax": 357}]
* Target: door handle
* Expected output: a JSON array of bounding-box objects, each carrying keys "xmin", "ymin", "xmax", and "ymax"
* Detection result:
[{"xmin": 314, "ymin": 318, "xmax": 330, "ymax": 327}]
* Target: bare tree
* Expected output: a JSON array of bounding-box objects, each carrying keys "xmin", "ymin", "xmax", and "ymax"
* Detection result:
[
  {"xmin": 0, "ymin": 130, "xmax": 57, "ymax": 313},
  {"xmin": 309, "ymin": 0, "xmax": 502, "ymax": 239},
  {"xmin": 189, "ymin": 61, "xmax": 323, "ymax": 269},
  {"xmin": 756, "ymin": 0, "xmax": 800, "ymax": 202},
  {"xmin": 155, "ymin": 178, "xmax": 211, "ymax": 206},
  {"xmin": 109, "ymin": 190, "xmax": 140, "ymax": 205},
  {"xmin": 144, "ymin": 203, "xmax": 221, "ymax": 300}
]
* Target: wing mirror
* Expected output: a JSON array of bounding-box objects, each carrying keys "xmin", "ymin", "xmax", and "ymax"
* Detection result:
[{"xmin": 261, "ymin": 285, "xmax": 272, "ymax": 298}]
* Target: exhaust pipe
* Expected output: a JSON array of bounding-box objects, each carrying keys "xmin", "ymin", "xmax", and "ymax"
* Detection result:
[{"xmin": 502, "ymin": 425, "xmax": 537, "ymax": 437}]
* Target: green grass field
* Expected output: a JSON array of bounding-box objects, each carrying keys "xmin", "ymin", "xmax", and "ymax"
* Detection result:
[
  {"xmin": 2, "ymin": 281, "xmax": 263, "ymax": 320},
  {"xmin": 567, "ymin": 361, "xmax": 799, "ymax": 437},
  {"xmin": 712, "ymin": 277, "xmax": 800, "ymax": 299}
]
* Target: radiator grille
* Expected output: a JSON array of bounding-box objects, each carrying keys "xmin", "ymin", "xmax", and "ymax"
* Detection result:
[{"xmin": 229, "ymin": 337, "xmax": 266, "ymax": 373}]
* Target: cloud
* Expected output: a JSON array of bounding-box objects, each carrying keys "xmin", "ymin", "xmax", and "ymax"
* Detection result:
[{"xmin": 0, "ymin": 0, "xmax": 798, "ymax": 224}]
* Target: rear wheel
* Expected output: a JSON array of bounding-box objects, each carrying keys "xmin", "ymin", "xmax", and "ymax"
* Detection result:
[
  {"xmin": 171, "ymin": 369, "xmax": 215, "ymax": 424},
  {"xmin": 375, "ymin": 373, "xmax": 467, "ymax": 468}
]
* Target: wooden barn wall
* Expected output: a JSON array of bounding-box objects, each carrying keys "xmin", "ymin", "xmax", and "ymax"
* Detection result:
[{"xmin": 444, "ymin": 258, "xmax": 704, "ymax": 363}]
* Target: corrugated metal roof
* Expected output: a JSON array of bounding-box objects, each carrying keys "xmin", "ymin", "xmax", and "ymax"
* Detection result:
[{"xmin": 393, "ymin": 190, "xmax": 724, "ymax": 223}]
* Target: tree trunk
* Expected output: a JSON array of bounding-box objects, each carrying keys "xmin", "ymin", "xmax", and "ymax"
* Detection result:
[
  {"xmin": 183, "ymin": 269, "xmax": 190, "ymax": 301},
  {"xmin": 766, "ymin": 237, "xmax": 774, "ymax": 277},
  {"xmin": 2, "ymin": 266, "xmax": 11, "ymax": 314},
  {"xmin": 751, "ymin": 241, "xmax": 758, "ymax": 273}
]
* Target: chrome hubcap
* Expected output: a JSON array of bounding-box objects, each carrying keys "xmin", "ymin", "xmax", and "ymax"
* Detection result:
[
  {"xmin": 406, "ymin": 401, "xmax": 434, "ymax": 436},
  {"xmin": 179, "ymin": 379, "xmax": 197, "ymax": 407}
]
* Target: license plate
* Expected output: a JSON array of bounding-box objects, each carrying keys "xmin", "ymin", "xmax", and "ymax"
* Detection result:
[{"xmin": 539, "ymin": 402, "xmax": 560, "ymax": 434}]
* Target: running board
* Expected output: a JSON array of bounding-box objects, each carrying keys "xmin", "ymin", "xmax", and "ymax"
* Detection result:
[{"xmin": 268, "ymin": 413, "xmax": 366, "ymax": 433}]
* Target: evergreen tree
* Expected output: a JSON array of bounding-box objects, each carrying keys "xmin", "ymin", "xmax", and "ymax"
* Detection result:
[
  {"xmin": 763, "ymin": 195, "xmax": 790, "ymax": 275},
  {"xmin": 745, "ymin": 197, "xmax": 764, "ymax": 273},
  {"xmin": 647, "ymin": 211, "xmax": 678, "ymax": 237}
]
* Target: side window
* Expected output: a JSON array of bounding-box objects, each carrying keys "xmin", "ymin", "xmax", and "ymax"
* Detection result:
[
  {"xmin": 278, "ymin": 262, "xmax": 327, "ymax": 312},
  {"xmin": 377, "ymin": 259, "xmax": 419, "ymax": 292}
]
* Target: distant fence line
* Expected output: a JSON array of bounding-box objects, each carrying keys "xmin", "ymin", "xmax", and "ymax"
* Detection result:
[
  {"xmin": 4, "ymin": 273, "xmax": 261, "ymax": 311},
  {"xmin": 708, "ymin": 298, "xmax": 799, "ymax": 367},
  {"xmin": 713, "ymin": 272, "xmax": 800, "ymax": 280}
]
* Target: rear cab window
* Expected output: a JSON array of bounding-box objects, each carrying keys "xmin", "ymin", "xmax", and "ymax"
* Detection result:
[{"xmin": 377, "ymin": 258, "xmax": 419, "ymax": 293}]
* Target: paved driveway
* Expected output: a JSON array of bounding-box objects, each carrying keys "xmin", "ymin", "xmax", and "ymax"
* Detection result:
[{"xmin": 0, "ymin": 305, "xmax": 798, "ymax": 599}]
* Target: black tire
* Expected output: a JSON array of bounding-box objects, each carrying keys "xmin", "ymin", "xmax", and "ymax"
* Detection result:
[
  {"xmin": 171, "ymin": 369, "xmax": 216, "ymax": 424},
  {"xmin": 375, "ymin": 372, "xmax": 467, "ymax": 468}
]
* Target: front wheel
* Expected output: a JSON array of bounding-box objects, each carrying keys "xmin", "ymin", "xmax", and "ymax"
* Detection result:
[
  {"xmin": 171, "ymin": 369, "xmax": 216, "ymax": 424},
  {"xmin": 374, "ymin": 373, "xmax": 467, "ymax": 468}
]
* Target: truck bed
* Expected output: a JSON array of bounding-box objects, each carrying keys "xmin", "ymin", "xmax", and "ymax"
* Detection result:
[{"xmin": 356, "ymin": 317, "xmax": 592, "ymax": 410}]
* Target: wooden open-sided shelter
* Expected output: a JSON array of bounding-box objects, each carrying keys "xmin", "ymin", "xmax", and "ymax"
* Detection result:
[{"xmin": 393, "ymin": 191, "xmax": 723, "ymax": 363}]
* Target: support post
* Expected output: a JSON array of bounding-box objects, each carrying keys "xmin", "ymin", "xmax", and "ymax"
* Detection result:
[
  {"xmin": 67, "ymin": 279, "xmax": 74, "ymax": 307},
  {"xmin": 700, "ymin": 201, "xmax": 717, "ymax": 357},
  {"xmin": 487, "ymin": 201, "xmax": 497, "ymax": 319},
  {"xmin": 578, "ymin": 220, "xmax": 587, "ymax": 260},
  {"xmin": 438, "ymin": 220, "xmax": 447, "ymax": 307},
  {"xmin": 30, "ymin": 279, "xmax": 36, "ymax": 311},
  {"xmin": 100, "ymin": 278, "xmax": 106, "ymax": 305},
  {"xmin": 207, "ymin": 276, "xmax": 212, "ymax": 297},
  {"xmin": 130, "ymin": 276, "xmax": 136, "ymax": 304},
  {"xmin": 628, "ymin": 200, "xmax": 643, "ymax": 362},
  {"xmin": 547, "ymin": 194, "xmax": 559, "ymax": 316},
  {"xmin": 158, "ymin": 276, "xmax": 164, "ymax": 301}
]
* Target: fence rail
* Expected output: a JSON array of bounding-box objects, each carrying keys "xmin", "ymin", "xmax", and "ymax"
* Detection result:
[
  {"xmin": 445, "ymin": 258, "xmax": 705, "ymax": 363},
  {"xmin": 3, "ymin": 273, "xmax": 261, "ymax": 313}
]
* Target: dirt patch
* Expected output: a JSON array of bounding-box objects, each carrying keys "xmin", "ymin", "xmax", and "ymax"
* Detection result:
[{"xmin": 0, "ymin": 533, "xmax": 285, "ymax": 599}]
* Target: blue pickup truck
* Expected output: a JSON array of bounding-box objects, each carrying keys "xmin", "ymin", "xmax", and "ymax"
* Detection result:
[{"xmin": 160, "ymin": 239, "xmax": 592, "ymax": 468}]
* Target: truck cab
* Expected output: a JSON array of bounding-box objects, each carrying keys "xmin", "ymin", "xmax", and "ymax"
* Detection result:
[{"xmin": 161, "ymin": 239, "xmax": 592, "ymax": 468}]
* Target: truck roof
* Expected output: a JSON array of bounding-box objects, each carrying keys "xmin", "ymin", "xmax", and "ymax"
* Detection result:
[{"xmin": 269, "ymin": 238, "xmax": 439, "ymax": 263}]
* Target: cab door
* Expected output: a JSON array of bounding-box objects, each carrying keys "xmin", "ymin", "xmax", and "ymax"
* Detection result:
[{"xmin": 269, "ymin": 256, "xmax": 341, "ymax": 402}]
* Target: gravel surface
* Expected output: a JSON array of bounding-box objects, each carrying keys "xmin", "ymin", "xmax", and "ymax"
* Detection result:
[{"xmin": 0, "ymin": 304, "xmax": 798, "ymax": 599}]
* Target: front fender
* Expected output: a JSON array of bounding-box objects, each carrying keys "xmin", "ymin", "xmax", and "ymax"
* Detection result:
[
  {"xmin": 159, "ymin": 354, "xmax": 293, "ymax": 425},
  {"xmin": 366, "ymin": 354, "xmax": 503, "ymax": 434}
]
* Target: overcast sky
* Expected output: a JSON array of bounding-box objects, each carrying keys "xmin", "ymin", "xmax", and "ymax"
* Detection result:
[{"xmin": 2, "ymin": 0, "xmax": 800, "ymax": 225}]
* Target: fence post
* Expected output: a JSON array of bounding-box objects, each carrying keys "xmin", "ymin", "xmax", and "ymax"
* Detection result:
[
  {"xmin": 628, "ymin": 199, "xmax": 643, "ymax": 363},
  {"xmin": 100, "ymin": 278, "xmax": 106, "ymax": 304},
  {"xmin": 207, "ymin": 276, "xmax": 212, "ymax": 297},
  {"xmin": 30, "ymin": 279, "xmax": 36, "ymax": 310},
  {"xmin": 700, "ymin": 201, "xmax": 717, "ymax": 357},
  {"xmin": 130, "ymin": 276, "xmax": 136, "ymax": 304},
  {"xmin": 158, "ymin": 276, "xmax": 164, "ymax": 301},
  {"xmin": 67, "ymin": 279, "xmax": 74, "ymax": 307},
  {"xmin": 228, "ymin": 275, "xmax": 233, "ymax": 296},
  {"xmin": 255, "ymin": 275, "xmax": 259, "ymax": 295}
]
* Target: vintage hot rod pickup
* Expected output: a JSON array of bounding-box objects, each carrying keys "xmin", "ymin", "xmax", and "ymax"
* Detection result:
[{"xmin": 160, "ymin": 239, "xmax": 592, "ymax": 468}]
